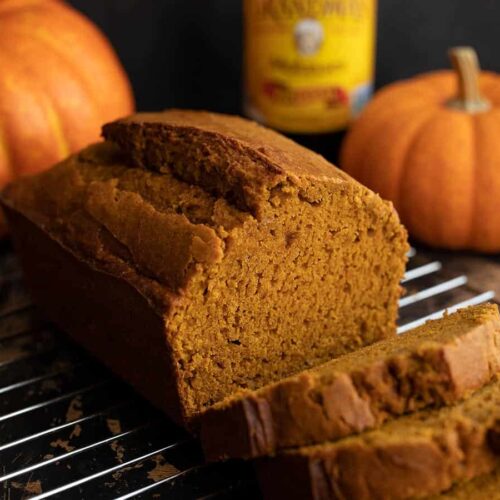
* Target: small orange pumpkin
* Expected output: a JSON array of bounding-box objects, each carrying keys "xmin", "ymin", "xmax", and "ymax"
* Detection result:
[
  {"xmin": 341, "ymin": 47, "xmax": 500, "ymax": 252},
  {"xmin": 0, "ymin": 0, "xmax": 134, "ymax": 187}
]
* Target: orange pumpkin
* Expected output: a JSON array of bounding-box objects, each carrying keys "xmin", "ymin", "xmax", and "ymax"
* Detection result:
[
  {"xmin": 0, "ymin": 0, "xmax": 134, "ymax": 187},
  {"xmin": 341, "ymin": 47, "xmax": 500, "ymax": 252}
]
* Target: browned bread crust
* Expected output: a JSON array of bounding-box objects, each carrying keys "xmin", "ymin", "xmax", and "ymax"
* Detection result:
[
  {"xmin": 257, "ymin": 378, "xmax": 500, "ymax": 500},
  {"xmin": 200, "ymin": 304, "xmax": 500, "ymax": 460},
  {"xmin": 102, "ymin": 109, "xmax": 351, "ymax": 216},
  {"xmin": 1, "ymin": 110, "xmax": 408, "ymax": 425},
  {"xmin": 2, "ymin": 207, "xmax": 186, "ymax": 422}
]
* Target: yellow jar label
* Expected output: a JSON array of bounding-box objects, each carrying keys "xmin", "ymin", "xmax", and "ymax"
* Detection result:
[{"xmin": 244, "ymin": 0, "xmax": 376, "ymax": 133}]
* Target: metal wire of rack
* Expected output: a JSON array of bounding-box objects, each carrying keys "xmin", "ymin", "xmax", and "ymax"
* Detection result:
[{"xmin": 0, "ymin": 244, "xmax": 496, "ymax": 500}]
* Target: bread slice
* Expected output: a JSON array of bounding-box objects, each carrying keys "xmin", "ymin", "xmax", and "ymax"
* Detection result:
[
  {"xmin": 425, "ymin": 468, "xmax": 500, "ymax": 500},
  {"xmin": 1, "ymin": 110, "xmax": 408, "ymax": 425},
  {"xmin": 200, "ymin": 304, "xmax": 500, "ymax": 460},
  {"xmin": 256, "ymin": 378, "xmax": 500, "ymax": 500}
]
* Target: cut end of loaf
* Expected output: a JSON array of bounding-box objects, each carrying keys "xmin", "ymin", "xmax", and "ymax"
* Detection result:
[{"xmin": 172, "ymin": 177, "xmax": 408, "ymax": 421}]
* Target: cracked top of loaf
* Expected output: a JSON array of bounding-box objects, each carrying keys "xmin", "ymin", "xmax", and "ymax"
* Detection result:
[
  {"xmin": 102, "ymin": 109, "xmax": 359, "ymax": 216},
  {"xmin": 103, "ymin": 109, "xmax": 347, "ymax": 180}
]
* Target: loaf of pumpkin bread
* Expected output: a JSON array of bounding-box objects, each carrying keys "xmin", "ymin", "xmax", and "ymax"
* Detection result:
[
  {"xmin": 200, "ymin": 304, "xmax": 500, "ymax": 460},
  {"xmin": 257, "ymin": 377, "xmax": 500, "ymax": 500},
  {"xmin": 0, "ymin": 110, "xmax": 408, "ymax": 425}
]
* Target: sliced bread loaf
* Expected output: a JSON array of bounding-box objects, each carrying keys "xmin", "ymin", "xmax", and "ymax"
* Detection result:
[
  {"xmin": 256, "ymin": 377, "xmax": 500, "ymax": 500},
  {"xmin": 200, "ymin": 304, "xmax": 500, "ymax": 460},
  {"xmin": 0, "ymin": 110, "xmax": 408, "ymax": 425}
]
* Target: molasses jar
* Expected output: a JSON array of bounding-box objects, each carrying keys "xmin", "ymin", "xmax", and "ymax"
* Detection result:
[{"xmin": 243, "ymin": 0, "xmax": 377, "ymax": 161}]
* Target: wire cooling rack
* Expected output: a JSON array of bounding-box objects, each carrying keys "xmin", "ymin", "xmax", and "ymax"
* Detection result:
[{"xmin": 0, "ymin": 242, "xmax": 496, "ymax": 499}]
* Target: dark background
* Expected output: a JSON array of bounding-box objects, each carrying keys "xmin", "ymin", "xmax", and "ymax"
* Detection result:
[{"xmin": 69, "ymin": 0, "xmax": 500, "ymax": 113}]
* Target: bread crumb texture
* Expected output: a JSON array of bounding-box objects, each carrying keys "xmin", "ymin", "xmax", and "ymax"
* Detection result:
[{"xmin": 2, "ymin": 110, "xmax": 408, "ymax": 421}]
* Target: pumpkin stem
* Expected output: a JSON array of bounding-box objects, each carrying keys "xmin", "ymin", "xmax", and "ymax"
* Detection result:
[{"xmin": 447, "ymin": 47, "xmax": 490, "ymax": 113}]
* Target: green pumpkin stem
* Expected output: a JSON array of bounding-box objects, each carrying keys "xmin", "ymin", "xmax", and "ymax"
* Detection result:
[{"xmin": 448, "ymin": 46, "xmax": 490, "ymax": 113}]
